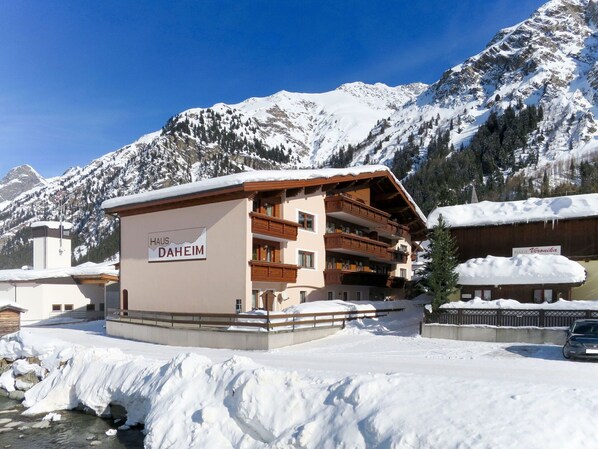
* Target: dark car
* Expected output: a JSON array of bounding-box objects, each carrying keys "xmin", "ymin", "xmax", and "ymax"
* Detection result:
[{"xmin": 563, "ymin": 319, "xmax": 598, "ymax": 360}]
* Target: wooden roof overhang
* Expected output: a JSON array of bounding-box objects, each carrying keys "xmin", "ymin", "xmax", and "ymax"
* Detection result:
[
  {"xmin": 104, "ymin": 170, "xmax": 427, "ymax": 237},
  {"xmin": 73, "ymin": 274, "xmax": 120, "ymax": 284}
]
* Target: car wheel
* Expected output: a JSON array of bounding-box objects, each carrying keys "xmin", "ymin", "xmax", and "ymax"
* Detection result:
[{"xmin": 562, "ymin": 344, "xmax": 571, "ymax": 360}]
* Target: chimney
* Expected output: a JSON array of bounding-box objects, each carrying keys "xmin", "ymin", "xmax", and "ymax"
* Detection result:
[{"xmin": 31, "ymin": 221, "xmax": 73, "ymax": 270}]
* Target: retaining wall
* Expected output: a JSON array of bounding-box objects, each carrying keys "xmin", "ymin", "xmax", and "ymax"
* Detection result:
[
  {"xmin": 421, "ymin": 323, "xmax": 567, "ymax": 344},
  {"xmin": 106, "ymin": 320, "xmax": 339, "ymax": 350}
]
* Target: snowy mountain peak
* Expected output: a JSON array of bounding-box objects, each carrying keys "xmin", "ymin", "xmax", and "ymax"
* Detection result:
[{"xmin": 0, "ymin": 165, "xmax": 45, "ymax": 202}]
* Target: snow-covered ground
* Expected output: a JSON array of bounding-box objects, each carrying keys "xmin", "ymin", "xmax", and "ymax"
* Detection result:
[{"xmin": 1, "ymin": 300, "xmax": 597, "ymax": 448}]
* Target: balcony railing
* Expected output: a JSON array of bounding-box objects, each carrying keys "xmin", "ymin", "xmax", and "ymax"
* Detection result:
[
  {"xmin": 325, "ymin": 232, "xmax": 390, "ymax": 260},
  {"xmin": 324, "ymin": 269, "xmax": 406, "ymax": 288},
  {"xmin": 249, "ymin": 260, "xmax": 299, "ymax": 283},
  {"xmin": 250, "ymin": 212, "xmax": 299, "ymax": 241},
  {"xmin": 325, "ymin": 194, "xmax": 408, "ymax": 238}
]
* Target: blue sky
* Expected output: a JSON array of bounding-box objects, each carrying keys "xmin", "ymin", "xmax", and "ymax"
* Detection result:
[{"xmin": 0, "ymin": 0, "xmax": 546, "ymax": 178}]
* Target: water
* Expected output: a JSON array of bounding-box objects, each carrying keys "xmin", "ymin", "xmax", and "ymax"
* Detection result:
[{"xmin": 0, "ymin": 396, "xmax": 145, "ymax": 448}]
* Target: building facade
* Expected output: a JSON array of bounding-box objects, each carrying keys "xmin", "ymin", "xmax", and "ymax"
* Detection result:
[
  {"xmin": 103, "ymin": 166, "xmax": 426, "ymax": 314},
  {"xmin": 0, "ymin": 221, "xmax": 118, "ymax": 324},
  {"xmin": 428, "ymin": 194, "xmax": 598, "ymax": 303}
]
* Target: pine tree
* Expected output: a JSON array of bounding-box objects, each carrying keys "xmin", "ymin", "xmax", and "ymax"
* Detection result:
[{"xmin": 421, "ymin": 214, "xmax": 459, "ymax": 311}]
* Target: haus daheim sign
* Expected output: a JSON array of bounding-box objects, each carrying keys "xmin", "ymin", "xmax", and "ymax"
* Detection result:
[
  {"xmin": 148, "ymin": 227, "xmax": 206, "ymax": 262},
  {"xmin": 512, "ymin": 245, "xmax": 561, "ymax": 256}
]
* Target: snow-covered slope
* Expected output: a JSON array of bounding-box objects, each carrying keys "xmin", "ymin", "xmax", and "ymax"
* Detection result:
[
  {"xmin": 352, "ymin": 0, "xmax": 598, "ymax": 179},
  {"xmin": 0, "ymin": 165, "xmax": 45, "ymax": 203}
]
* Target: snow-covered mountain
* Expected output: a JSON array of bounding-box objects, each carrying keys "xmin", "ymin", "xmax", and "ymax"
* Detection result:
[
  {"xmin": 1, "ymin": 0, "xmax": 597, "ymax": 267},
  {"xmin": 352, "ymin": 0, "xmax": 598, "ymax": 179},
  {"xmin": 0, "ymin": 165, "xmax": 45, "ymax": 203}
]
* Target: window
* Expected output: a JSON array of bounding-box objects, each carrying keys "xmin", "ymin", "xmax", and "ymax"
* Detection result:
[
  {"xmin": 298, "ymin": 250, "xmax": 315, "ymax": 269},
  {"xmin": 86, "ymin": 304, "xmax": 95, "ymax": 311},
  {"xmin": 52, "ymin": 304, "xmax": 62, "ymax": 312},
  {"xmin": 533, "ymin": 289, "xmax": 553, "ymax": 303},
  {"xmin": 300, "ymin": 291, "xmax": 307, "ymax": 303},
  {"xmin": 99, "ymin": 303, "xmax": 105, "ymax": 312},
  {"xmin": 64, "ymin": 304, "xmax": 74, "ymax": 311},
  {"xmin": 252, "ymin": 290, "xmax": 260, "ymax": 309},
  {"xmin": 253, "ymin": 198, "xmax": 280, "ymax": 217},
  {"xmin": 342, "ymin": 292, "xmax": 348, "ymax": 301},
  {"xmin": 298, "ymin": 212, "xmax": 315, "ymax": 231},
  {"xmin": 474, "ymin": 289, "xmax": 492, "ymax": 301},
  {"xmin": 400, "ymin": 268, "xmax": 407, "ymax": 278},
  {"xmin": 235, "ymin": 299, "xmax": 242, "ymax": 313},
  {"xmin": 356, "ymin": 291, "xmax": 362, "ymax": 301},
  {"xmin": 399, "ymin": 244, "xmax": 408, "ymax": 253},
  {"xmin": 253, "ymin": 241, "xmax": 279, "ymax": 262},
  {"xmin": 327, "ymin": 291, "xmax": 333, "ymax": 301}
]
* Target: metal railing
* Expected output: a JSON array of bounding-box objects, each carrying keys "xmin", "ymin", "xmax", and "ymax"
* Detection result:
[
  {"xmin": 425, "ymin": 308, "xmax": 598, "ymax": 328},
  {"xmin": 107, "ymin": 307, "xmax": 405, "ymax": 332}
]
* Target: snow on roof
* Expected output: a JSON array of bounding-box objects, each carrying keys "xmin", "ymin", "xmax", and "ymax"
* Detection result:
[
  {"xmin": 456, "ymin": 254, "xmax": 586, "ymax": 286},
  {"xmin": 30, "ymin": 221, "xmax": 73, "ymax": 230},
  {"xmin": 441, "ymin": 298, "xmax": 598, "ymax": 310},
  {"xmin": 427, "ymin": 193, "xmax": 598, "ymax": 228},
  {"xmin": 0, "ymin": 261, "xmax": 118, "ymax": 283},
  {"xmin": 0, "ymin": 300, "xmax": 27, "ymax": 312},
  {"xmin": 102, "ymin": 166, "xmax": 426, "ymax": 223}
]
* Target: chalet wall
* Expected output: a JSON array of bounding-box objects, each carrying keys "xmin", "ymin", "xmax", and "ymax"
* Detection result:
[
  {"xmin": 451, "ymin": 217, "xmax": 598, "ymax": 262},
  {"xmin": 0, "ymin": 310, "xmax": 20, "ymax": 336}
]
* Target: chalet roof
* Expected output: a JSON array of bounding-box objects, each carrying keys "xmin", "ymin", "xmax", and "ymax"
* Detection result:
[
  {"xmin": 30, "ymin": 221, "xmax": 73, "ymax": 230},
  {"xmin": 0, "ymin": 261, "xmax": 118, "ymax": 283},
  {"xmin": 0, "ymin": 300, "xmax": 27, "ymax": 313},
  {"xmin": 456, "ymin": 254, "xmax": 586, "ymax": 286},
  {"xmin": 427, "ymin": 193, "xmax": 598, "ymax": 229},
  {"xmin": 102, "ymin": 166, "xmax": 427, "ymax": 234}
]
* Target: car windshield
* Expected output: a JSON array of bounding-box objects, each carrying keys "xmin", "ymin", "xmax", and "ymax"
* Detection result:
[{"xmin": 572, "ymin": 322, "xmax": 598, "ymax": 336}]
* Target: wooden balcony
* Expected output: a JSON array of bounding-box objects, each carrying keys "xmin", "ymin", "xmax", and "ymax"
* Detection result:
[
  {"xmin": 325, "ymin": 232, "xmax": 390, "ymax": 261},
  {"xmin": 250, "ymin": 212, "xmax": 299, "ymax": 241},
  {"xmin": 324, "ymin": 269, "xmax": 406, "ymax": 288},
  {"xmin": 250, "ymin": 260, "xmax": 299, "ymax": 283},
  {"xmin": 325, "ymin": 194, "xmax": 408, "ymax": 238}
]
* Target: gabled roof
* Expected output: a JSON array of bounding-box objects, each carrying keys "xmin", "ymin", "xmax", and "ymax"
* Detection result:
[
  {"xmin": 427, "ymin": 193, "xmax": 598, "ymax": 229},
  {"xmin": 0, "ymin": 300, "xmax": 27, "ymax": 313},
  {"xmin": 456, "ymin": 254, "xmax": 586, "ymax": 286},
  {"xmin": 102, "ymin": 166, "xmax": 427, "ymax": 236}
]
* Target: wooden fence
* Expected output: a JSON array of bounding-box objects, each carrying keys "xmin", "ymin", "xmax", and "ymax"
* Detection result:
[
  {"xmin": 107, "ymin": 307, "xmax": 404, "ymax": 332},
  {"xmin": 425, "ymin": 308, "xmax": 598, "ymax": 328}
]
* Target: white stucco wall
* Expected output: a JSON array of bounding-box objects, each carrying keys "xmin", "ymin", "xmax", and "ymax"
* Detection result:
[
  {"xmin": 120, "ymin": 198, "xmax": 251, "ymax": 314},
  {"xmin": 0, "ymin": 280, "xmax": 105, "ymax": 324},
  {"xmin": 283, "ymin": 189, "xmax": 328, "ymax": 306}
]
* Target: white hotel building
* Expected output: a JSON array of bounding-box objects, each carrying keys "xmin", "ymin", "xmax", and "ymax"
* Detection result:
[{"xmin": 103, "ymin": 166, "xmax": 426, "ymax": 314}]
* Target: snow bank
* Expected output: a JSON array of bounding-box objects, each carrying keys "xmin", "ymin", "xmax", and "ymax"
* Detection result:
[
  {"xmin": 456, "ymin": 254, "xmax": 586, "ymax": 285},
  {"xmin": 428, "ymin": 193, "xmax": 598, "ymax": 228},
  {"xmin": 441, "ymin": 298, "xmax": 598, "ymax": 310},
  {"xmin": 3, "ymin": 300, "xmax": 598, "ymax": 448}
]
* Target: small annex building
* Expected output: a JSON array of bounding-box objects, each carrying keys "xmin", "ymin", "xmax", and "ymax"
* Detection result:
[
  {"xmin": 0, "ymin": 221, "xmax": 119, "ymax": 324},
  {"xmin": 428, "ymin": 193, "xmax": 598, "ymax": 303},
  {"xmin": 102, "ymin": 166, "xmax": 426, "ymax": 315},
  {"xmin": 0, "ymin": 301, "xmax": 26, "ymax": 336}
]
